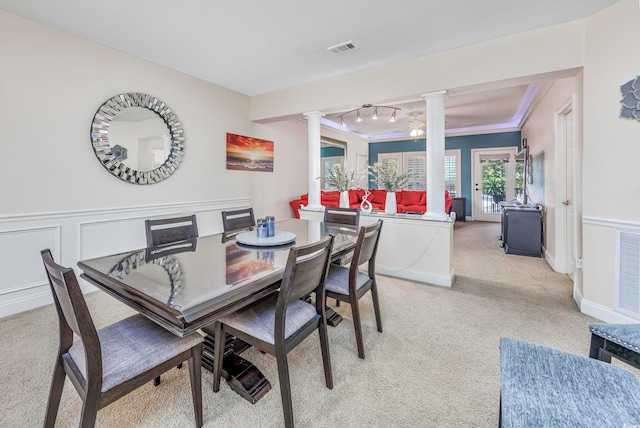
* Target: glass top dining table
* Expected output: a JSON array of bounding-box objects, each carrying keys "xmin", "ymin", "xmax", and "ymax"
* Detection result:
[{"xmin": 78, "ymin": 219, "xmax": 358, "ymax": 337}]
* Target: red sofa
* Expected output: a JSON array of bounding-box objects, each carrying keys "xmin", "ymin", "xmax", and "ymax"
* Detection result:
[{"xmin": 289, "ymin": 189, "xmax": 453, "ymax": 218}]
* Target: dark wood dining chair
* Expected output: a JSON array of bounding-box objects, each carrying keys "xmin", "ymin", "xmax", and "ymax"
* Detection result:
[
  {"xmin": 221, "ymin": 208, "xmax": 256, "ymax": 242},
  {"xmin": 145, "ymin": 214, "xmax": 199, "ymax": 247},
  {"xmin": 323, "ymin": 206, "xmax": 361, "ymax": 306},
  {"xmin": 203, "ymin": 235, "xmax": 334, "ymax": 428},
  {"xmin": 41, "ymin": 249, "xmax": 204, "ymax": 428},
  {"xmin": 323, "ymin": 206, "xmax": 360, "ymax": 226},
  {"xmin": 145, "ymin": 214, "xmax": 199, "ymax": 384},
  {"xmin": 325, "ymin": 220, "xmax": 383, "ymax": 359}
]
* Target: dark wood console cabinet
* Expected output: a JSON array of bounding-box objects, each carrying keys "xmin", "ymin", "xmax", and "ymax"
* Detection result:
[
  {"xmin": 500, "ymin": 204, "xmax": 543, "ymax": 257},
  {"xmin": 451, "ymin": 197, "xmax": 466, "ymax": 222}
]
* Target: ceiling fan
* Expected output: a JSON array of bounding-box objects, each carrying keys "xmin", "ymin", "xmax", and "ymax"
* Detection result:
[{"xmin": 407, "ymin": 112, "xmax": 425, "ymax": 137}]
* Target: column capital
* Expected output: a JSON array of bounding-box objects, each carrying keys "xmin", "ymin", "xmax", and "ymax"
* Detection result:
[
  {"xmin": 421, "ymin": 90, "xmax": 447, "ymax": 99},
  {"xmin": 303, "ymin": 111, "xmax": 325, "ymax": 118}
]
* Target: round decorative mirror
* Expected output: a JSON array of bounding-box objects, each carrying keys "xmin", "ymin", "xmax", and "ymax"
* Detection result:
[{"xmin": 90, "ymin": 93, "xmax": 185, "ymax": 184}]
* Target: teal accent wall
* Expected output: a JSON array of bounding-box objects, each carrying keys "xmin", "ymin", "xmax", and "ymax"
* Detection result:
[{"xmin": 368, "ymin": 131, "xmax": 521, "ymax": 216}]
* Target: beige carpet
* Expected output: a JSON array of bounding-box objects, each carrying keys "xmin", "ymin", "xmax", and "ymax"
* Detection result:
[{"xmin": 0, "ymin": 221, "xmax": 623, "ymax": 427}]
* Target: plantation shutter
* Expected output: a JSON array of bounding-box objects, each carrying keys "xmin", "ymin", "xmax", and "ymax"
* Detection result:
[{"xmin": 404, "ymin": 152, "xmax": 426, "ymax": 190}]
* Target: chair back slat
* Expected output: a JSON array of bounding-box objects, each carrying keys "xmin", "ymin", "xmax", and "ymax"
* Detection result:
[
  {"xmin": 221, "ymin": 208, "xmax": 256, "ymax": 242},
  {"xmin": 354, "ymin": 220, "xmax": 383, "ymax": 267},
  {"xmin": 145, "ymin": 239, "xmax": 198, "ymax": 262},
  {"xmin": 323, "ymin": 206, "xmax": 360, "ymax": 226},
  {"xmin": 145, "ymin": 215, "xmax": 198, "ymax": 247},
  {"xmin": 278, "ymin": 236, "xmax": 334, "ymax": 306},
  {"xmin": 222, "ymin": 208, "xmax": 256, "ymax": 233}
]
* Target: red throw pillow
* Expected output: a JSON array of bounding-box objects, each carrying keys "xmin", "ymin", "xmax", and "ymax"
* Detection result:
[
  {"xmin": 349, "ymin": 189, "xmax": 358, "ymax": 205},
  {"xmin": 322, "ymin": 191, "xmax": 340, "ymax": 202},
  {"xmin": 369, "ymin": 189, "xmax": 386, "ymax": 205},
  {"xmin": 354, "ymin": 189, "xmax": 365, "ymax": 202},
  {"xmin": 401, "ymin": 191, "xmax": 421, "ymax": 205},
  {"xmin": 419, "ymin": 191, "xmax": 426, "ymax": 205}
]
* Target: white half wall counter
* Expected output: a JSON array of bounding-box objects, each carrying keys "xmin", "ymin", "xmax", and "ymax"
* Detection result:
[{"xmin": 300, "ymin": 208, "xmax": 455, "ymax": 287}]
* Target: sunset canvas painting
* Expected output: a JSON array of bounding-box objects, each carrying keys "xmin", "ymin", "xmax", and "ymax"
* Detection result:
[{"xmin": 226, "ymin": 133, "xmax": 274, "ymax": 172}]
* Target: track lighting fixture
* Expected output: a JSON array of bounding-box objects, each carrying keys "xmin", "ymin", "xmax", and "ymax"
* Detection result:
[{"xmin": 337, "ymin": 103, "xmax": 401, "ymax": 126}]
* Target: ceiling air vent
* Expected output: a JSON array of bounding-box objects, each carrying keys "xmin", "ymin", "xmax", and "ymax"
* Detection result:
[{"xmin": 327, "ymin": 40, "xmax": 359, "ymax": 55}]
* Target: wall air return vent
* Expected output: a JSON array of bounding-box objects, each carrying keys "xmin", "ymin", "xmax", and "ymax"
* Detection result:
[
  {"xmin": 615, "ymin": 229, "xmax": 640, "ymax": 318},
  {"xmin": 327, "ymin": 41, "xmax": 359, "ymax": 55}
]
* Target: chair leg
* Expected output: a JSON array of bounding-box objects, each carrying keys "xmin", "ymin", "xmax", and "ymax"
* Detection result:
[
  {"xmin": 589, "ymin": 334, "xmax": 611, "ymax": 363},
  {"xmin": 43, "ymin": 357, "xmax": 66, "ymax": 428},
  {"xmin": 189, "ymin": 345, "xmax": 203, "ymax": 428},
  {"xmin": 318, "ymin": 321, "xmax": 333, "ymax": 389},
  {"xmin": 152, "ymin": 365, "xmax": 181, "ymax": 387},
  {"xmin": 370, "ymin": 282, "xmax": 383, "ymax": 333},
  {"xmin": 350, "ymin": 300, "xmax": 366, "ymax": 359},
  {"xmin": 275, "ymin": 348, "xmax": 294, "ymax": 428},
  {"xmin": 79, "ymin": 383, "xmax": 100, "ymax": 428},
  {"xmin": 212, "ymin": 322, "xmax": 225, "ymax": 393}
]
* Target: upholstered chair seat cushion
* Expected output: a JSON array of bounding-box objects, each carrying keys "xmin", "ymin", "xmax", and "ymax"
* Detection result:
[
  {"xmin": 589, "ymin": 323, "xmax": 640, "ymax": 352},
  {"xmin": 219, "ymin": 295, "xmax": 318, "ymax": 345},
  {"xmin": 68, "ymin": 314, "xmax": 204, "ymax": 393},
  {"xmin": 500, "ymin": 337, "xmax": 640, "ymax": 426},
  {"xmin": 325, "ymin": 264, "xmax": 371, "ymax": 295}
]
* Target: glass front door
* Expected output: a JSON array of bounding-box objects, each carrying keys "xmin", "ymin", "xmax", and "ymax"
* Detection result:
[{"xmin": 472, "ymin": 148, "xmax": 517, "ymax": 221}]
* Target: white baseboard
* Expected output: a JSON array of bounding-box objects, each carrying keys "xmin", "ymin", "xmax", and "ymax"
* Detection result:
[
  {"xmin": 0, "ymin": 287, "xmax": 52, "ymax": 318},
  {"xmin": 579, "ymin": 293, "xmax": 640, "ymax": 324},
  {"xmin": 543, "ymin": 246, "xmax": 557, "ymax": 272}
]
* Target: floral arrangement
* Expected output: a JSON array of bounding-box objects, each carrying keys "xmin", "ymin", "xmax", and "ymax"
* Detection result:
[
  {"xmin": 369, "ymin": 160, "xmax": 411, "ymax": 192},
  {"xmin": 325, "ymin": 162, "xmax": 364, "ymax": 191}
]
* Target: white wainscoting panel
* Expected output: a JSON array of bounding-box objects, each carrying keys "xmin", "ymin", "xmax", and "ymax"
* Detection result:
[
  {"xmin": 0, "ymin": 225, "xmax": 59, "ymax": 295},
  {"xmin": 0, "ymin": 198, "xmax": 250, "ymax": 318},
  {"xmin": 583, "ymin": 216, "xmax": 640, "ymax": 323}
]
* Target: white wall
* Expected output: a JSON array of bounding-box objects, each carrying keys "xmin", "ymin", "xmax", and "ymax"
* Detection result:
[
  {"xmin": 580, "ymin": 0, "xmax": 640, "ymax": 321},
  {"xmin": 247, "ymin": 119, "xmax": 308, "ymax": 219},
  {"xmin": 521, "ymin": 77, "xmax": 578, "ymax": 268},
  {"xmin": 0, "ymin": 12, "xmax": 259, "ymax": 214}
]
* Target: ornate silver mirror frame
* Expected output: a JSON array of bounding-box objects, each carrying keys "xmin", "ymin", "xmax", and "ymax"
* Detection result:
[{"xmin": 90, "ymin": 93, "xmax": 185, "ymax": 184}]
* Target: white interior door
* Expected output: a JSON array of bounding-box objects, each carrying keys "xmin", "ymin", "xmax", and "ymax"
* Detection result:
[
  {"xmin": 472, "ymin": 147, "xmax": 517, "ymax": 222},
  {"xmin": 564, "ymin": 109, "xmax": 576, "ymax": 279}
]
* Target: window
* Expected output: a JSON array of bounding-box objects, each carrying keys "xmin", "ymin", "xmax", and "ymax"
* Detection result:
[
  {"xmin": 321, "ymin": 156, "xmax": 343, "ymax": 190},
  {"xmin": 377, "ymin": 149, "xmax": 460, "ymax": 196},
  {"xmin": 320, "ymin": 137, "xmax": 347, "ymax": 190},
  {"xmin": 405, "ymin": 153, "xmax": 426, "ymax": 190},
  {"xmin": 445, "ymin": 150, "xmax": 461, "ymax": 197}
]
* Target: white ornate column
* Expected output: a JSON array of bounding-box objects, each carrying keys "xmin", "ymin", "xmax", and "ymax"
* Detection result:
[
  {"xmin": 303, "ymin": 111, "xmax": 324, "ymax": 210},
  {"xmin": 422, "ymin": 91, "xmax": 448, "ymax": 220}
]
